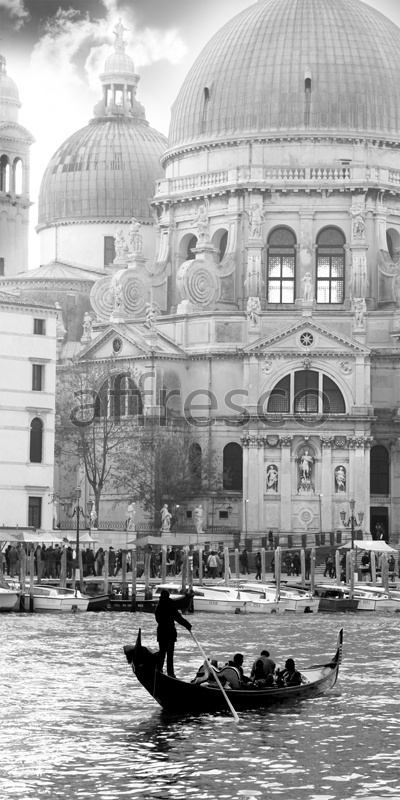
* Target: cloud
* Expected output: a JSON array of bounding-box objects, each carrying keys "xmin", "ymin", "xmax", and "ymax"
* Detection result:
[{"xmin": 0, "ymin": 0, "xmax": 29, "ymax": 28}]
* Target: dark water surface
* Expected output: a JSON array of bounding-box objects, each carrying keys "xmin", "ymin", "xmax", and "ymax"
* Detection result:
[{"xmin": 1, "ymin": 610, "xmax": 400, "ymax": 800}]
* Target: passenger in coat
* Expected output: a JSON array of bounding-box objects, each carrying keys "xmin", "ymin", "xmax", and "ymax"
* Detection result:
[{"xmin": 155, "ymin": 589, "xmax": 192, "ymax": 677}]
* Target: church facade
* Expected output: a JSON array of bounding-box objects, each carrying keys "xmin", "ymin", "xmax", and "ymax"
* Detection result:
[{"xmin": 3, "ymin": 0, "xmax": 400, "ymax": 545}]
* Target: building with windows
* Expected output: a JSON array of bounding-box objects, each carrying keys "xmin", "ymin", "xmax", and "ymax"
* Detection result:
[
  {"xmin": 5, "ymin": 0, "xmax": 400, "ymax": 544},
  {"xmin": 0, "ymin": 290, "xmax": 57, "ymax": 530}
]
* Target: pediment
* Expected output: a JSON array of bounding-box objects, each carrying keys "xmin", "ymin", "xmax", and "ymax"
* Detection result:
[
  {"xmin": 77, "ymin": 323, "xmax": 186, "ymax": 361},
  {"xmin": 244, "ymin": 318, "xmax": 370, "ymax": 357},
  {"xmin": 0, "ymin": 122, "xmax": 35, "ymax": 144}
]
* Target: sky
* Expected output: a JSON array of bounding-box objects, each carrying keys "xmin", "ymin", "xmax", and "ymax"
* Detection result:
[{"xmin": 2, "ymin": 0, "xmax": 400, "ymax": 268}]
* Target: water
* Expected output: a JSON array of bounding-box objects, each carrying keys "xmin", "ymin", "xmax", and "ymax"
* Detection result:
[{"xmin": 1, "ymin": 610, "xmax": 400, "ymax": 800}]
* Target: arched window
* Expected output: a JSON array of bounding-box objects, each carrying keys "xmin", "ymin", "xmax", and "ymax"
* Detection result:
[
  {"xmin": 223, "ymin": 442, "xmax": 243, "ymax": 490},
  {"xmin": 267, "ymin": 371, "xmax": 345, "ymax": 415},
  {"xmin": 370, "ymin": 446, "xmax": 389, "ymax": 495},
  {"xmin": 316, "ymin": 227, "xmax": 345, "ymax": 304},
  {"xmin": 94, "ymin": 374, "xmax": 142, "ymax": 420},
  {"xmin": 189, "ymin": 443, "xmax": 202, "ymax": 490},
  {"xmin": 30, "ymin": 418, "xmax": 43, "ymax": 463},
  {"xmin": 13, "ymin": 158, "xmax": 22, "ymax": 195},
  {"xmin": 267, "ymin": 227, "xmax": 296, "ymax": 304},
  {"xmin": 0, "ymin": 155, "xmax": 10, "ymax": 192}
]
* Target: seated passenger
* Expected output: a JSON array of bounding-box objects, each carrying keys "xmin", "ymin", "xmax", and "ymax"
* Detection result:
[
  {"xmin": 227, "ymin": 653, "xmax": 252, "ymax": 684},
  {"xmin": 252, "ymin": 659, "xmax": 275, "ymax": 688},
  {"xmin": 250, "ymin": 649, "xmax": 276, "ymax": 680},
  {"xmin": 278, "ymin": 658, "xmax": 302, "ymax": 687}
]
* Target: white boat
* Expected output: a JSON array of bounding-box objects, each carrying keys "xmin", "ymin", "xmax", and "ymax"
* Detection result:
[
  {"xmin": 154, "ymin": 583, "xmax": 249, "ymax": 614},
  {"xmin": 0, "ymin": 586, "xmax": 19, "ymax": 612},
  {"xmin": 22, "ymin": 585, "xmax": 89, "ymax": 613},
  {"xmin": 353, "ymin": 584, "xmax": 400, "ymax": 612},
  {"xmin": 240, "ymin": 582, "xmax": 319, "ymax": 613}
]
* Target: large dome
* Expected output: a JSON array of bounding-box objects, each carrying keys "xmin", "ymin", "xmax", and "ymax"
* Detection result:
[
  {"xmin": 168, "ymin": 0, "xmax": 400, "ymax": 152},
  {"xmin": 38, "ymin": 116, "xmax": 166, "ymax": 226}
]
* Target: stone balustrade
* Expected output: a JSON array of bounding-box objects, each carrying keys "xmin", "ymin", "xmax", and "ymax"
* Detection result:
[{"xmin": 154, "ymin": 163, "xmax": 400, "ymax": 199}]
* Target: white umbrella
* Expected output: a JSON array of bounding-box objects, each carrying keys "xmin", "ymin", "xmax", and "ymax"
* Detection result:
[
  {"xmin": 337, "ymin": 539, "xmax": 396, "ymax": 553},
  {"xmin": 62, "ymin": 531, "xmax": 98, "ymax": 544}
]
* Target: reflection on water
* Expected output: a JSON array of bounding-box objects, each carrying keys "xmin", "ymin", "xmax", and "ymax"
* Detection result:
[{"xmin": 1, "ymin": 611, "xmax": 400, "ymax": 800}]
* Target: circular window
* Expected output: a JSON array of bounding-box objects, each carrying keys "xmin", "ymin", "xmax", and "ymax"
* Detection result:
[
  {"xmin": 300, "ymin": 332, "xmax": 314, "ymax": 348},
  {"xmin": 112, "ymin": 337, "xmax": 123, "ymax": 354}
]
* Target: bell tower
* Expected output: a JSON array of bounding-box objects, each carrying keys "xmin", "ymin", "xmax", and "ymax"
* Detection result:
[{"xmin": 0, "ymin": 53, "xmax": 34, "ymax": 275}]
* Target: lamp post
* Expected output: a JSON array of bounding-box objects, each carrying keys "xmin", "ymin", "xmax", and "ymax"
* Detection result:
[
  {"xmin": 244, "ymin": 498, "xmax": 249, "ymax": 545},
  {"xmin": 63, "ymin": 488, "xmax": 94, "ymax": 592},
  {"xmin": 340, "ymin": 499, "xmax": 364, "ymax": 549}
]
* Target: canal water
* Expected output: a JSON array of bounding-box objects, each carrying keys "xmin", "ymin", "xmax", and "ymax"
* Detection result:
[{"xmin": 1, "ymin": 610, "xmax": 399, "ymax": 800}]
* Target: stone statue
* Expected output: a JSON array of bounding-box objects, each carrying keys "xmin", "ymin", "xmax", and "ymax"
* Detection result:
[
  {"xmin": 193, "ymin": 203, "xmax": 210, "ymax": 244},
  {"xmin": 113, "ymin": 18, "xmax": 129, "ymax": 49},
  {"xmin": 247, "ymin": 296, "xmax": 261, "ymax": 327},
  {"xmin": 82, "ymin": 312, "xmax": 93, "ymax": 341},
  {"xmin": 145, "ymin": 302, "xmax": 159, "ymax": 330},
  {"xmin": 302, "ymin": 272, "xmax": 313, "ymax": 302},
  {"xmin": 125, "ymin": 501, "xmax": 136, "ymax": 531},
  {"xmin": 90, "ymin": 508, "xmax": 97, "ymax": 527},
  {"xmin": 335, "ymin": 466, "xmax": 346, "ymax": 493},
  {"xmin": 248, "ymin": 203, "xmax": 264, "ymax": 239},
  {"xmin": 129, "ymin": 218, "xmax": 143, "ymax": 253},
  {"xmin": 353, "ymin": 297, "xmax": 366, "ymax": 328},
  {"xmin": 54, "ymin": 302, "xmax": 67, "ymax": 340},
  {"xmin": 300, "ymin": 450, "xmax": 314, "ymax": 480},
  {"xmin": 115, "ymin": 228, "xmax": 128, "ymax": 260},
  {"xmin": 160, "ymin": 504, "xmax": 172, "ymax": 532},
  {"xmin": 350, "ymin": 203, "xmax": 366, "ymax": 240},
  {"xmin": 266, "ymin": 464, "xmax": 278, "ymax": 492},
  {"xmin": 194, "ymin": 504, "xmax": 204, "ymax": 534}
]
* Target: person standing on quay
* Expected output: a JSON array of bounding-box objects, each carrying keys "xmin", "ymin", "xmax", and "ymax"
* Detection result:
[{"xmin": 155, "ymin": 589, "xmax": 192, "ymax": 677}]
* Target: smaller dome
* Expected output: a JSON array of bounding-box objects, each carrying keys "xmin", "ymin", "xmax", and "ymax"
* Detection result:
[
  {"xmin": 0, "ymin": 55, "xmax": 19, "ymax": 101},
  {"xmin": 103, "ymin": 51, "xmax": 135, "ymax": 75}
]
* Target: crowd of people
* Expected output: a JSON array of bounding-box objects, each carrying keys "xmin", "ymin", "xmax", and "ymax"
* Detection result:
[
  {"xmin": 0, "ymin": 543, "xmax": 132, "ymax": 580},
  {"xmin": 193, "ymin": 647, "xmax": 303, "ymax": 689}
]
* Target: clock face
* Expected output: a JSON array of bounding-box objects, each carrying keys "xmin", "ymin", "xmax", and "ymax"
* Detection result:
[{"xmin": 112, "ymin": 337, "xmax": 123, "ymax": 354}]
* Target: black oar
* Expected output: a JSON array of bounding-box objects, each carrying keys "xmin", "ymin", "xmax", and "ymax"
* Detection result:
[{"xmin": 190, "ymin": 631, "xmax": 239, "ymax": 723}]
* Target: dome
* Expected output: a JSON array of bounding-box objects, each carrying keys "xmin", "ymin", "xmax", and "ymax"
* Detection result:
[
  {"xmin": 38, "ymin": 117, "xmax": 166, "ymax": 226},
  {"xmin": 168, "ymin": 0, "xmax": 400, "ymax": 152},
  {"xmin": 0, "ymin": 54, "xmax": 19, "ymax": 101},
  {"xmin": 103, "ymin": 50, "xmax": 136, "ymax": 75}
]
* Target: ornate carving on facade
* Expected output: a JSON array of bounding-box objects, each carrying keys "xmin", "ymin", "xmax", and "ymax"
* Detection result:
[
  {"xmin": 81, "ymin": 311, "xmax": 93, "ymax": 343},
  {"xmin": 261, "ymin": 359, "xmax": 273, "ymax": 374},
  {"xmin": 340, "ymin": 361, "xmax": 353, "ymax": 375},
  {"xmin": 349, "ymin": 252, "xmax": 368, "ymax": 302},
  {"xmin": 265, "ymin": 435, "xmax": 280, "ymax": 447},
  {"xmin": 378, "ymin": 249, "xmax": 400, "ymax": 307},
  {"xmin": 192, "ymin": 203, "xmax": 210, "ymax": 244},
  {"xmin": 266, "ymin": 464, "xmax": 278, "ymax": 492},
  {"xmin": 320, "ymin": 436, "xmax": 334, "ymax": 448},
  {"xmin": 279, "ymin": 436, "xmax": 293, "ymax": 448},
  {"xmin": 90, "ymin": 269, "xmax": 150, "ymax": 322},
  {"xmin": 176, "ymin": 253, "xmax": 221, "ymax": 309},
  {"xmin": 296, "ymin": 506, "xmax": 315, "ymax": 530},
  {"xmin": 111, "ymin": 270, "xmax": 124, "ymax": 314},
  {"xmin": 347, "ymin": 436, "xmax": 373, "ymax": 449},
  {"xmin": 349, "ymin": 202, "xmax": 366, "ymax": 241},
  {"xmin": 240, "ymin": 434, "xmax": 263, "ymax": 448},
  {"xmin": 335, "ymin": 436, "xmax": 347, "ymax": 448},
  {"xmin": 247, "ymin": 202, "xmax": 264, "ymax": 240},
  {"xmin": 335, "ymin": 465, "xmax": 346, "ymax": 493},
  {"xmin": 302, "ymin": 356, "xmax": 312, "ymax": 370},
  {"xmin": 245, "ymin": 252, "xmax": 264, "ymax": 297},
  {"xmin": 247, "ymin": 296, "xmax": 261, "ymax": 327},
  {"xmin": 144, "ymin": 302, "xmax": 159, "ymax": 330}
]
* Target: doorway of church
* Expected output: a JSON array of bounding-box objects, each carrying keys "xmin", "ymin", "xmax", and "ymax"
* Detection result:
[{"xmin": 370, "ymin": 507, "xmax": 389, "ymax": 542}]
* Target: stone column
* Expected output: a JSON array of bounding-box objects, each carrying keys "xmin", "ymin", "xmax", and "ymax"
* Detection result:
[
  {"xmin": 241, "ymin": 434, "xmax": 263, "ymax": 540},
  {"xmin": 279, "ymin": 436, "xmax": 293, "ymax": 533},
  {"xmin": 348, "ymin": 436, "xmax": 371, "ymax": 529}
]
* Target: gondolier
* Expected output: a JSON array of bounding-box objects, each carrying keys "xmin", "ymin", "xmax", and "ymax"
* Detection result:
[{"xmin": 155, "ymin": 589, "xmax": 192, "ymax": 678}]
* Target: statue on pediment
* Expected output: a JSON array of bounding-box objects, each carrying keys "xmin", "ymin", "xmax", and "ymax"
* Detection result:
[
  {"xmin": 115, "ymin": 228, "xmax": 129, "ymax": 261},
  {"xmin": 247, "ymin": 202, "xmax": 264, "ymax": 239},
  {"xmin": 247, "ymin": 296, "xmax": 261, "ymax": 327},
  {"xmin": 193, "ymin": 203, "xmax": 210, "ymax": 244},
  {"xmin": 298, "ymin": 449, "xmax": 314, "ymax": 493},
  {"xmin": 129, "ymin": 218, "xmax": 143, "ymax": 253}
]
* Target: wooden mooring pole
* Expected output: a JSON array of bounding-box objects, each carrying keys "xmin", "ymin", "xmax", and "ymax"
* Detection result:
[{"xmin": 130, "ymin": 549, "xmax": 137, "ymax": 612}]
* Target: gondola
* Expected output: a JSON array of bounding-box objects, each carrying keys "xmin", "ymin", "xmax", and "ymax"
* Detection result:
[{"xmin": 123, "ymin": 628, "xmax": 343, "ymax": 714}]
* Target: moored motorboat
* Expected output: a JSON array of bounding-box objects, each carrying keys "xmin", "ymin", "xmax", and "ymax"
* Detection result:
[
  {"xmin": 123, "ymin": 628, "xmax": 343, "ymax": 714},
  {"xmin": 154, "ymin": 583, "xmax": 247, "ymax": 614},
  {"xmin": 352, "ymin": 585, "xmax": 400, "ymax": 611},
  {"xmin": 240, "ymin": 582, "xmax": 319, "ymax": 613},
  {"xmin": 0, "ymin": 586, "xmax": 19, "ymax": 612},
  {"xmin": 314, "ymin": 583, "xmax": 359, "ymax": 612},
  {"xmin": 21, "ymin": 585, "xmax": 89, "ymax": 613}
]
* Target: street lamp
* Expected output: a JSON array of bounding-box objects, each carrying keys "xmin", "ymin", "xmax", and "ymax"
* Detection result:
[
  {"xmin": 63, "ymin": 488, "xmax": 94, "ymax": 592},
  {"xmin": 340, "ymin": 499, "xmax": 364, "ymax": 549}
]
